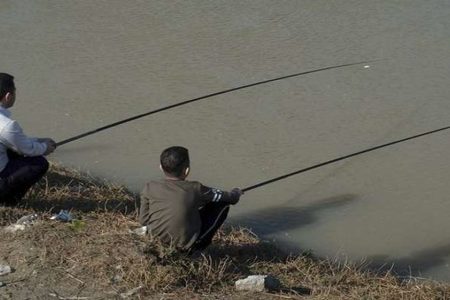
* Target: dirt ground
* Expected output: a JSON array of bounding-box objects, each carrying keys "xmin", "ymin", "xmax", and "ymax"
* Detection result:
[{"xmin": 2, "ymin": 165, "xmax": 450, "ymax": 299}]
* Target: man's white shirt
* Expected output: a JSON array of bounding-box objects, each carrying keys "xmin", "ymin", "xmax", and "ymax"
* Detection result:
[{"xmin": 0, "ymin": 107, "xmax": 47, "ymax": 172}]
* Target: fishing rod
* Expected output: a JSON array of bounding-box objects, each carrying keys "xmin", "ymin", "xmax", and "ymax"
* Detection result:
[
  {"xmin": 56, "ymin": 60, "xmax": 375, "ymax": 147},
  {"xmin": 242, "ymin": 125, "xmax": 450, "ymax": 192}
]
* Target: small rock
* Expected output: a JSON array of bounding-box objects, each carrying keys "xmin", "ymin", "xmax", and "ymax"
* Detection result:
[
  {"xmin": 4, "ymin": 224, "xmax": 25, "ymax": 233},
  {"xmin": 0, "ymin": 265, "xmax": 11, "ymax": 276},
  {"xmin": 0, "ymin": 282, "xmax": 4, "ymax": 287},
  {"xmin": 131, "ymin": 226, "xmax": 147, "ymax": 236},
  {"xmin": 235, "ymin": 275, "xmax": 281, "ymax": 292},
  {"xmin": 112, "ymin": 274, "xmax": 123, "ymax": 284}
]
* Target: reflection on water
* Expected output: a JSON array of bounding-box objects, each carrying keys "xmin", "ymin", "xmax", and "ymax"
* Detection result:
[
  {"xmin": 367, "ymin": 243, "xmax": 450, "ymax": 280},
  {"xmin": 230, "ymin": 194, "xmax": 358, "ymax": 236}
]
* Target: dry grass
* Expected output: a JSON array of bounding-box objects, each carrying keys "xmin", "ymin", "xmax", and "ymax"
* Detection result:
[{"xmin": 1, "ymin": 163, "xmax": 450, "ymax": 299}]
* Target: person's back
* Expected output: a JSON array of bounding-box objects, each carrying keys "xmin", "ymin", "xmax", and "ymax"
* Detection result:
[
  {"xmin": 139, "ymin": 146, "xmax": 242, "ymax": 252},
  {"xmin": 140, "ymin": 179, "xmax": 205, "ymax": 249}
]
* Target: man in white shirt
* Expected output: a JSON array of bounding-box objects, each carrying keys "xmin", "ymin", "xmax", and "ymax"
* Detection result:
[{"xmin": 0, "ymin": 73, "xmax": 56, "ymax": 206}]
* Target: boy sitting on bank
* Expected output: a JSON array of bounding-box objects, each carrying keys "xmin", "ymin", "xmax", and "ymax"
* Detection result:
[{"xmin": 139, "ymin": 146, "xmax": 243, "ymax": 252}]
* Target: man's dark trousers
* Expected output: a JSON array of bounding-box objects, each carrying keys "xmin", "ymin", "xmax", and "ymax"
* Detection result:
[
  {"xmin": 191, "ymin": 202, "xmax": 230, "ymax": 252},
  {"xmin": 0, "ymin": 150, "xmax": 49, "ymax": 206}
]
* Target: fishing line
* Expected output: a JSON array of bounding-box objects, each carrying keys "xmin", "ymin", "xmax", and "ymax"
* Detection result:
[
  {"xmin": 242, "ymin": 125, "xmax": 450, "ymax": 192},
  {"xmin": 56, "ymin": 60, "xmax": 375, "ymax": 147}
]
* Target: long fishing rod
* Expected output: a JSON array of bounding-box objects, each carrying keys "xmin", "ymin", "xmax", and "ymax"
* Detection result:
[
  {"xmin": 56, "ymin": 60, "xmax": 375, "ymax": 147},
  {"xmin": 242, "ymin": 125, "xmax": 450, "ymax": 192}
]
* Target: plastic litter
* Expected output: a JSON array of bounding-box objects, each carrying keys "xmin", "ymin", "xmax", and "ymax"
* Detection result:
[
  {"xmin": 3, "ymin": 214, "xmax": 39, "ymax": 232},
  {"xmin": 50, "ymin": 210, "xmax": 73, "ymax": 222},
  {"xmin": 16, "ymin": 213, "xmax": 38, "ymax": 225},
  {"xmin": 4, "ymin": 224, "xmax": 26, "ymax": 233}
]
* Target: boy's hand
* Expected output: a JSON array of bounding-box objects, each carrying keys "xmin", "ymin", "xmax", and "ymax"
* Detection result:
[
  {"xmin": 230, "ymin": 188, "xmax": 243, "ymax": 204},
  {"xmin": 231, "ymin": 188, "xmax": 243, "ymax": 196}
]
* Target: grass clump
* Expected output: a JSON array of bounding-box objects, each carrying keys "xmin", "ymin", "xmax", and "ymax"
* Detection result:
[{"xmin": 0, "ymin": 163, "xmax": 449, "ymax": 299}]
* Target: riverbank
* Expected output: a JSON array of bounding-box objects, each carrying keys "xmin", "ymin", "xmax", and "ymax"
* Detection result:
[{"xmin": 0, "ymin": 163, "xmax": 449, "ymax": 299}]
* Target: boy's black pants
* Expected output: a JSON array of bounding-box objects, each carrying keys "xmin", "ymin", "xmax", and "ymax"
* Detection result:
[
  {"xmin": 191, "ymin": 202, "xmax": 230, "ymax": 251},
  {"xmin": 0, "ymin": 151, "xmax": 49, "ymax": 206}
]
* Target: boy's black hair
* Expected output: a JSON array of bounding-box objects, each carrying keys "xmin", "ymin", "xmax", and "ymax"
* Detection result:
[
  {"xmin": 160, "ymin": 146, "xmax": 190, "ymax": 177},
  {"xmin": 0, "ymin": 73, "xmax": 15, "ymax": 99}
]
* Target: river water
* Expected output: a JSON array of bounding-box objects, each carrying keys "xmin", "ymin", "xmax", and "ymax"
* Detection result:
[{"xmin": 2, "ymin": 0, "xmax": 450, "ymax": 280}]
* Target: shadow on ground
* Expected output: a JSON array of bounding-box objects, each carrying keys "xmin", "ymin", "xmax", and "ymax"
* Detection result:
[{"xmin": 20, "ymin": 167, "xmax": 138, "ymax": 215}]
